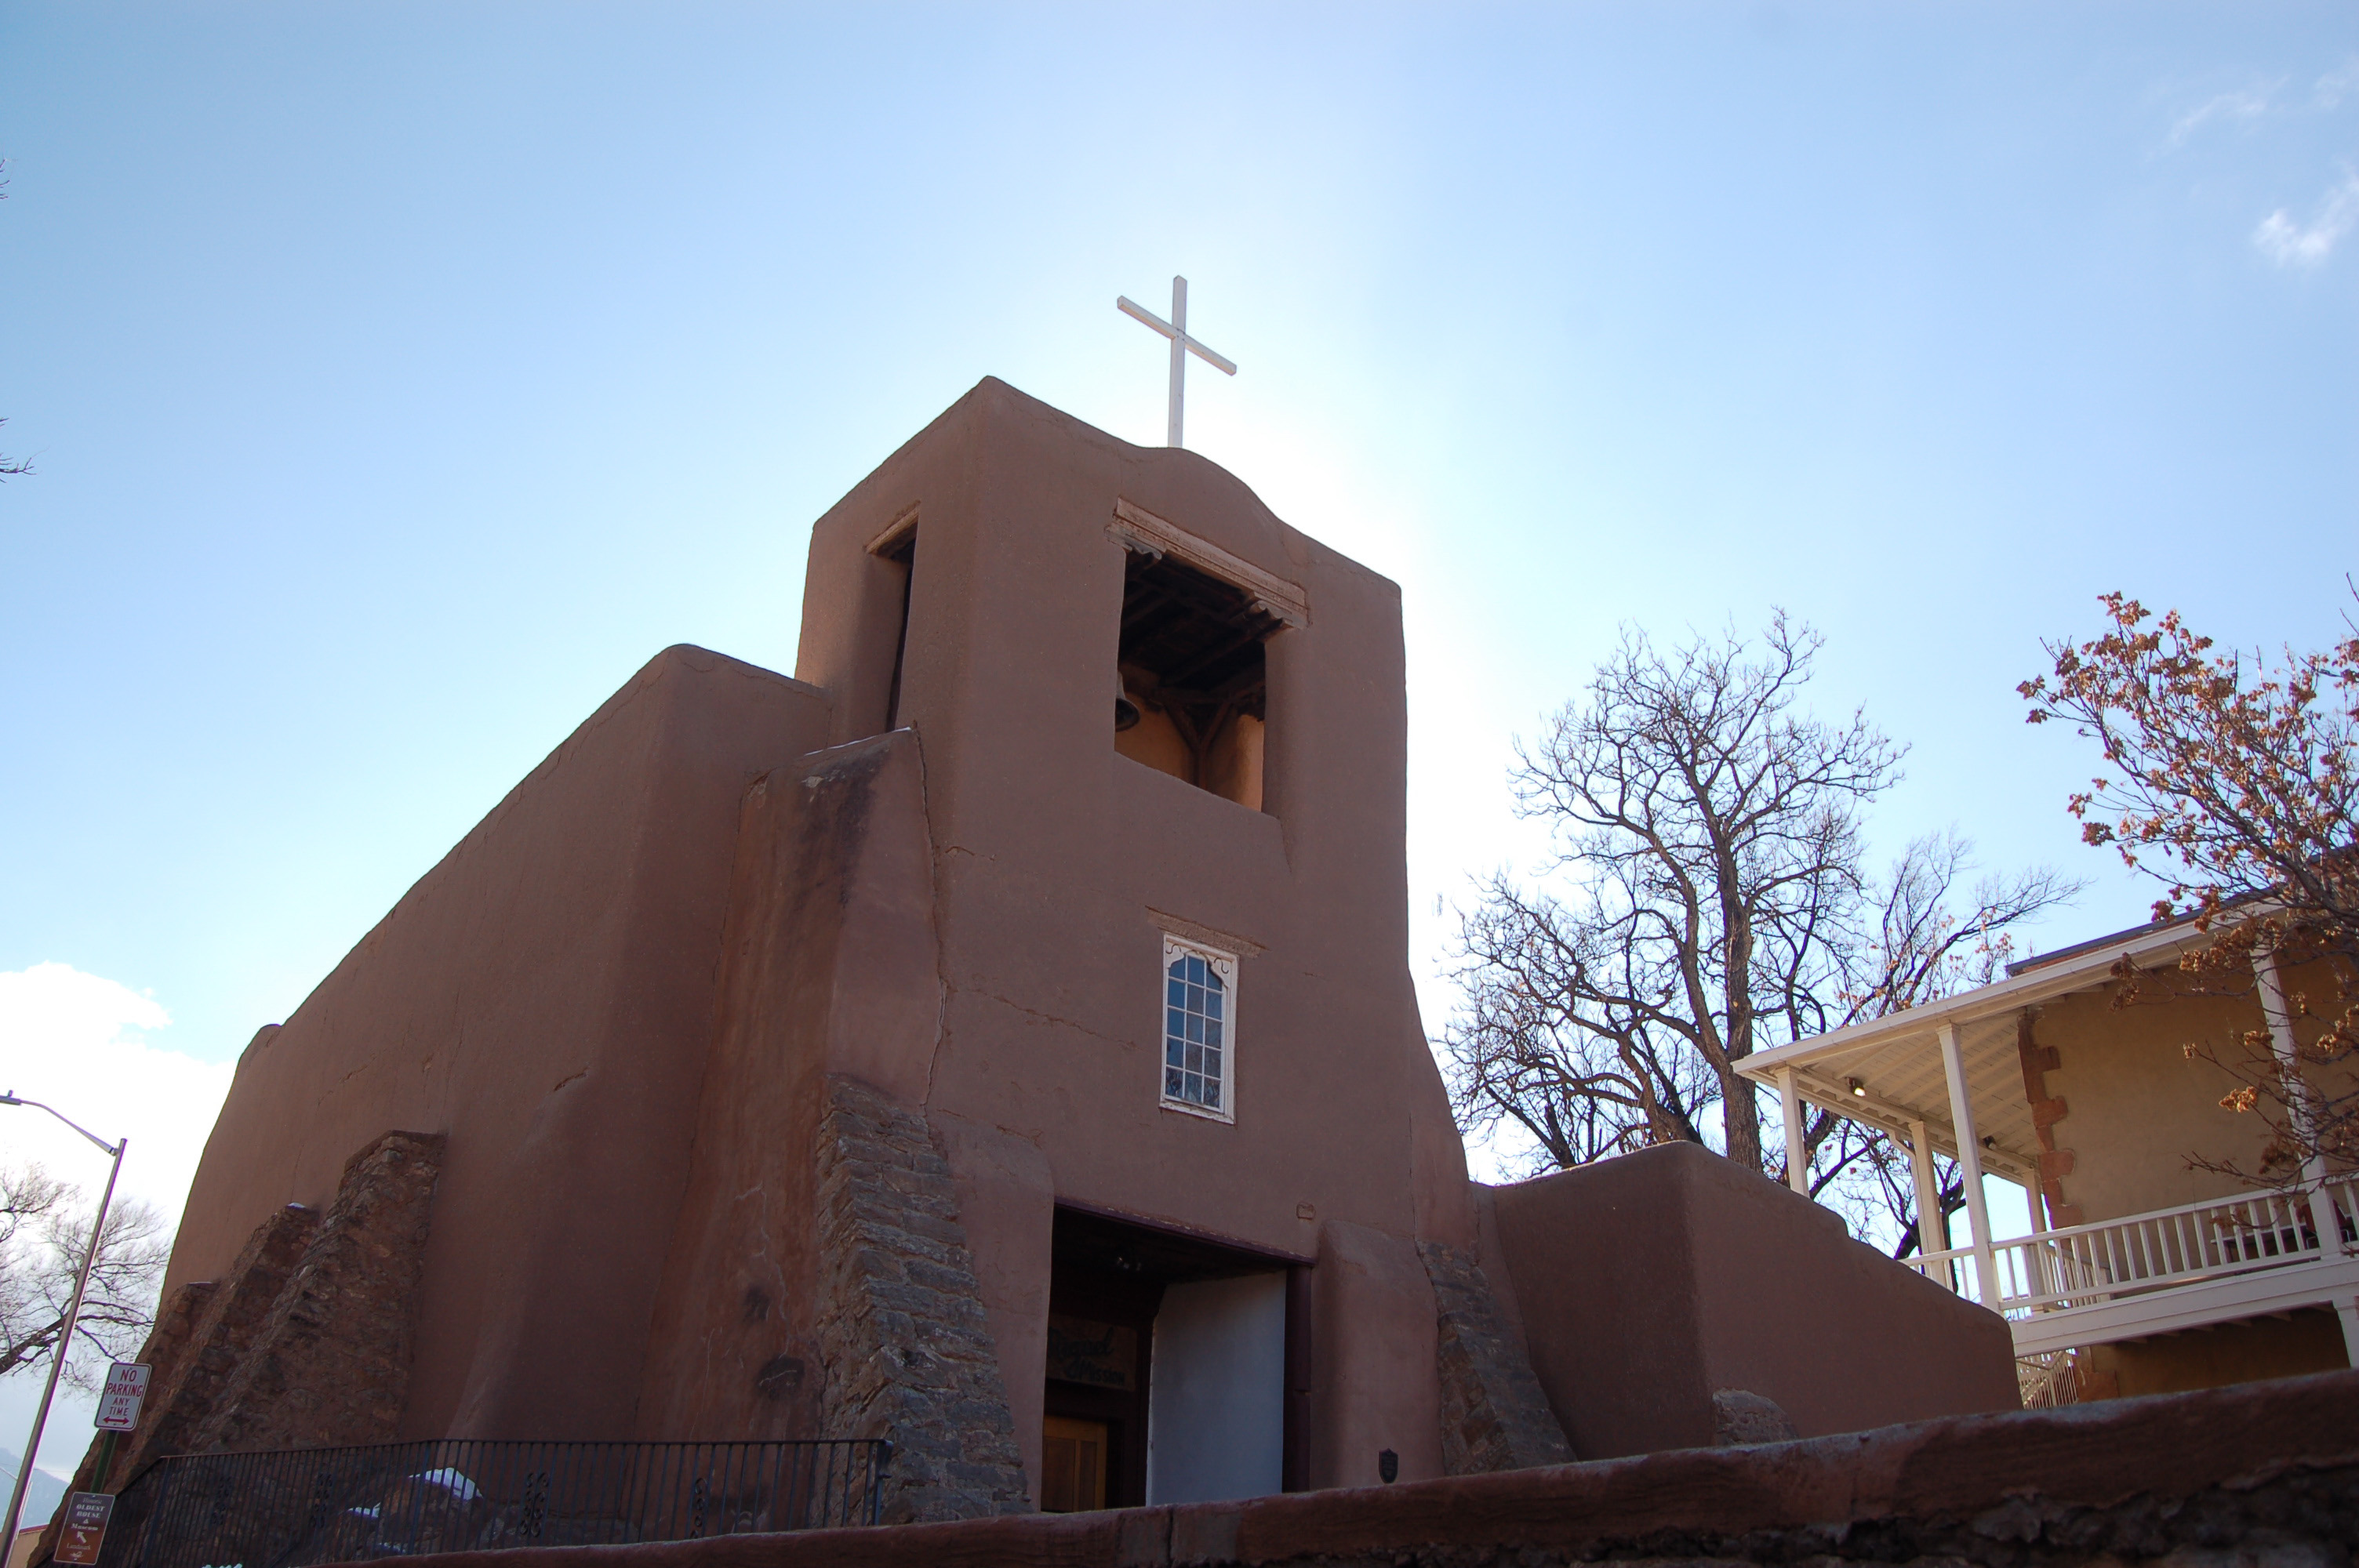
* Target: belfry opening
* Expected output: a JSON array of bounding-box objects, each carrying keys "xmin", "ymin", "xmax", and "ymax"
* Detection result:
[{"xmin": 1114, "ymin": 549, "xmax": 1274, "ymax": 811}]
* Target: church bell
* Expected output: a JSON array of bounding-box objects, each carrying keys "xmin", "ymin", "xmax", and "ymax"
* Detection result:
[{"xmin": 1114, "ymin": 669, "xmax": 1142, "ymax": 731}]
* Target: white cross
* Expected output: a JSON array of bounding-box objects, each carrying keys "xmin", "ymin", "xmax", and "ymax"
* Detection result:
[{"xmin": 1117, "ymin": 276, "xmax": 1237, "ymax": 448}]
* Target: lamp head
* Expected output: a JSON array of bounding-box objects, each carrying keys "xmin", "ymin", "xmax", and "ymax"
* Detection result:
[{"xmin": 0, "ymin": 1092, "xmax": 20, "ymax": 1107}]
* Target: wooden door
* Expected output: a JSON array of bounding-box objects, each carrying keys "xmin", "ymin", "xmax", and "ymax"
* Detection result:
[{"xmin": 1040, "ymin": 1416, "xmax": 1109, "ymax": 1512}]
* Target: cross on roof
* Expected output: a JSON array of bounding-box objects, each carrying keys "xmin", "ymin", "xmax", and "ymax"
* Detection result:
[{"xmin": 1117, "ymin": 276, "xmax": 1236, "ymax": 449}]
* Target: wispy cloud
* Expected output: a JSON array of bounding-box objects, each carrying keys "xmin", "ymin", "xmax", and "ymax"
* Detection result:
[
  {"xmin": 0, "ymin": 962, "xmax": 233, "ymax": 1221},
  {"xmin": 2170, "ymin": 80, "xmax": 2282, "ymax": 145},
  {"xmin": 2314, "ymin": 57, "xmax": 2359, "ymax": 109},
  {"xmin": 2254, "ymin": 169, "xmax": 2359, "ymax": 267}
]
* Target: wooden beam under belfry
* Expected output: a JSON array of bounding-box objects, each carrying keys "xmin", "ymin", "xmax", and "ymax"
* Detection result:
[
  {"xmin": 1938, "ymin": 1022, "xmax": 1998, "ymax": 1308},
  {"xmin": 1109, "ymin": 499, "xmax": 1308, "ymax": 628}
]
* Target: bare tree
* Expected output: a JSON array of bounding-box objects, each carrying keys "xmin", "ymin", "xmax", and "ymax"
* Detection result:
[
  {"xmin": 0, "ymin": 1165, "xmax": 169, "ymax": 1391},
  {"xmin": 1445, "ymin": 615, "xmax": 2075, "ymax": 1249},
  {"xmin": 0, "ymin": 419, "xmax": 31, "ymax": 481},
  {"xmin": 2022, "ymin": 590, "xmax": 2358, "ymax": 1185}
]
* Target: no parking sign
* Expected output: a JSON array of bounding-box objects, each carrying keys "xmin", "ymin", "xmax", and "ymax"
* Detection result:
[{"xmin": 94, "ymin": 1362, "xmax": 150, "ymax": 1432}]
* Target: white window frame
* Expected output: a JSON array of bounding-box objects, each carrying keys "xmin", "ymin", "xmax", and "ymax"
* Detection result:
[{"xmin": 1159, "ymin": 935, "xmax": 1238, "ymax": 1124}]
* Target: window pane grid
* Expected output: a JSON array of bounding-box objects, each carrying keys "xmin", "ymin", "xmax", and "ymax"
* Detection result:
[{"xmin": 1161, "ymin": 950, "xmax": 1227, "ymax": 1112}]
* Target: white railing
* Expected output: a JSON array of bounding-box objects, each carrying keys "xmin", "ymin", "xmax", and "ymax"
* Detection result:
[
  {"xmin": 2015, "ymin": 1348, "xmax": 2083, "ymax": 1408},
  {"xmin": 1903, "ymin": 1176, "xmax": 2358, "ymax": 1318}
]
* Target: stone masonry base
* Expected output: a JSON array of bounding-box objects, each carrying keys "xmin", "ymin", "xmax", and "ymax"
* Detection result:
[
  {"xmin": 811, "ymin": 1075, "xmax": 1031, "ymax": 1523},
  {"xmin": 35, "ymin": 1131, "xmax": 445, "ymax": 1567},
  {"xmin": 1417, "ymin": 1240, "xmax": 1576, "ymax": 1473}
]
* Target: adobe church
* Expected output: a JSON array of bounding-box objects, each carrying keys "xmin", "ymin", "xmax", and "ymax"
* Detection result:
[{"xmin": 71, "ymin": 380, "xmax": 2016, "ymax": 1525}]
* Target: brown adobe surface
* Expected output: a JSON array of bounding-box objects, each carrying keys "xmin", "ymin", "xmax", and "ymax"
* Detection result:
[{"xmin": 1486, "ymin": 1141, "xmax": 2023, "ymax": 1459}]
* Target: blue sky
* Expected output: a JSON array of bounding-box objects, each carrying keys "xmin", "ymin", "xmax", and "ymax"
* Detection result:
[{"xmin": 1, "ymin": 0, "xmax": 2354, "ymax": 1465}]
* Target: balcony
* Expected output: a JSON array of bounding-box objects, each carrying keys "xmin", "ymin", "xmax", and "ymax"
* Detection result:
[{"xmin": 1905, "ymin": 1178, "xmax": 2359, "ymax": 1357}]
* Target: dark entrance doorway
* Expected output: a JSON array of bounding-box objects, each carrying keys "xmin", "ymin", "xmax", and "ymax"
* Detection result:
[{"xmin": 1041, "ymin": 1205, "xmax": 1307, "ymax": 1512}]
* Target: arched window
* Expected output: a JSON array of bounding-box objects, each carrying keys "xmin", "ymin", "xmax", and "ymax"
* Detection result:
[{"xmin": 1161, "ymin": 938, "xmax": 1238, "ymax": 1123}]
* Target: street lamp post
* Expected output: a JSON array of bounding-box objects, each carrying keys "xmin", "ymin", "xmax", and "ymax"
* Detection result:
[{"xmin": 0, "ymin": 1094, "xmax": 126, "ymax": 1553}]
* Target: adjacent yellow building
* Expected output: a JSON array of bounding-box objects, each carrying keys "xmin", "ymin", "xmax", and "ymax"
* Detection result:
[{"xmin": 1740, "ymin": 916, "xmax": 2357, "ymax": 1401}]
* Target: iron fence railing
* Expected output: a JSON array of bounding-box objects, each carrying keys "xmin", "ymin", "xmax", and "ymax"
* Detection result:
[{"xmin": 94, "ymin": 1438, "xmax": 890, "ymax": 1568}]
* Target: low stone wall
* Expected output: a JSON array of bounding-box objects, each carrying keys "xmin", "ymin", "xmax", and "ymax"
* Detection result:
[
  {"xmin": 93, "ymin": 1204, "xmax": 318, "ymax": 1484},
  {"xmin": 34, "ymin": 1131, "xmax": 445, "ymax": 1566},
  {"xmin": 190, "ymin": 1130, "xmax": 445, "ymax": 1452},
  {"xmin": 334, "ymin": 1368, "xmax": 2357, "ymax": 1567}
]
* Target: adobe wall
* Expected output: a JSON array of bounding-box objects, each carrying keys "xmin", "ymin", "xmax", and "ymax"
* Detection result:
[
  {"xmin": 633, "ymin": 730, "xmax": 940, "ymax": 1444},
  {"xmin": 163, "ymin": 644, "xmax": 832, "ymax": 1442},
  {"xmin": 313, "ymin": 1370, "xmax": 2359, "ymax": 1568},
  {"xmin": 150, "ymin": 379, "xmax": 2017, "ymax": 1496},
  {"xmin": 789, "ymin": 379, "xmax": 1478, "ymax": 1490},
  {"xmin": 631, "ymin": 730, "xmax": 1034, "ymax": 1520},
  {"xmin": 1487, "ymin": 1142, "xmax": 2019, "ymax": 1459},
  {"xmin": 150, "ymin": 383, "xmax": 1518, "ymax": 1490}
]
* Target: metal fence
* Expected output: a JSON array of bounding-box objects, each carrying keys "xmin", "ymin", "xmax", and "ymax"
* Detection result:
[{"xmin": 95, "ymin": 1438, "xmax": 891, "ymax": 1568}]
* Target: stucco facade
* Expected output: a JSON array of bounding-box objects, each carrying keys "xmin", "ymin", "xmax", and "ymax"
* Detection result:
[
  {"xmin": 2026, "ymin": 960, "xmax": 2339, "ymax": 1226},
  {"xmin": 2018, "ymin": 947, "xmax": 2357, "ymax": 1398},
  {"xmin": 108, "ymin": 380, "xmax": 2015, "ymax": 1531}
]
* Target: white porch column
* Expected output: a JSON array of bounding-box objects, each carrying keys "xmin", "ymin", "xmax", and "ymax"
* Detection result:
[
  {"xmin": 2254, "ymin": 945, "xmax": 2340, "ymax": 1232},
  {"xmin": 1776, "ymin": 1068, "xmax": 1808, "ymax": 1195},
  {"xmin": 2253, "ymin": 943, "xmax": 2357, "ymax": 1366},
  {"xmin": 1937, "ymin": 1022, "xmax": 1999, "ymax": 1308},
  {"xmin": 1906, "ymin": 1119, "xmax": 1946, "ymax": 1272}
]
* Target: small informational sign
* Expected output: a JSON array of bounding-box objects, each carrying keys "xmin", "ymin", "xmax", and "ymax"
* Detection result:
[
  {"xmin": 94, "ymin": 1362, "xmax": 151, "ymax": 1432},
  {"xmin": 53, "ymin": 1493, "xmax": 114, "ymax": 1566},
  {"xmin": 1045, "ymin": 1315, "xmax": 1137, "ymax": 1391}
]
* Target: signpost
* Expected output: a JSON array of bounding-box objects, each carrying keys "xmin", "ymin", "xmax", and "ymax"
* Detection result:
[
  {"xmin": 55, "ymin": 1358, "xmax": 154, "ymax": 1559},
  {"xmin": 52, "ymin": 1493, "xmax": 112, "ymax": 1566},
  {"xmin": 94, "ymin": 1364, "xmax": 149, "ymax": 1434}
]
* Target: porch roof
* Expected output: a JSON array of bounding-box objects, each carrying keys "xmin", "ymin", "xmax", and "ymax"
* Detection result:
[{"xmin": 1734, "ymin": 917, "xmax": 2215, "ymax": 1185}]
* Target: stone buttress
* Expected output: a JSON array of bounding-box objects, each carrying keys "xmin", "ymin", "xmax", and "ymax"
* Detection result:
[{"xmin": 811, "ymin": 1076, "xmax": 1030, "ymax": 1522}]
